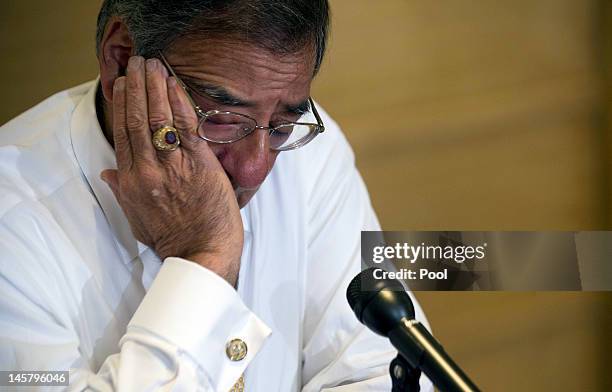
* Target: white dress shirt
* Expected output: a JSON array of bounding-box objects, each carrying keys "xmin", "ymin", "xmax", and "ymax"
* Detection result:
[{"xmin": 0, "ymin": 80, "xmax": 432, "ymax": 391}]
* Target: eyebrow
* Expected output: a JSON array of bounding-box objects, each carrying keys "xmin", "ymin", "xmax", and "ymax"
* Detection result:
[
  {"xmin": 287, "ymin": 99, "xmax": 311, "ymax": 116},
  {"xmin": 181, "ymin": 76, "xmax": 252, "ymax": 107},
  {"xmin": 180, "ymin": 76, "xmax": 311, "ymax": 116}
]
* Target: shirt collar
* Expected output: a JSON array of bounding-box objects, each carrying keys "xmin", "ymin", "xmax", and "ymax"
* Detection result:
[{"xmin": 69, "ymin": 79, "xmax": 251, "ymax": 265}]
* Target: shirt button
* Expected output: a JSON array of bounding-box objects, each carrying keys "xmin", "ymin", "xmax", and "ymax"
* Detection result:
[{"xmin": 226, "ymin": 338, "xmax": 248, "ymax": 361}]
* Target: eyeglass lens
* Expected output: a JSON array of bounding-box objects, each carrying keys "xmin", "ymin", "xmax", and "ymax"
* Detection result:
[{"xmin": 198, "ymin": 112, "xmax": 317, "ymax": 150}]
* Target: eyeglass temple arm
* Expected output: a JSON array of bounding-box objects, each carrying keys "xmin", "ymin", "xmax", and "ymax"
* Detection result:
[
  {"xmin": 309, "ymin": 97, "xmax": 325, "ymax": 133},
  {"xmin": 157, "ymin": 51, "xmax": 206, "ymax": 116}
]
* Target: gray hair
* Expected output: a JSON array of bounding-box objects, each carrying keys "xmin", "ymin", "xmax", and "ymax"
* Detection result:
[{"xmin": 96, "ymin": 0, "xmax": 330, "ymax": 72}]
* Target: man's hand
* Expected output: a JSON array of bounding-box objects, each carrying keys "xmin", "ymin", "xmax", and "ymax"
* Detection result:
[{"xmin": 101, "ymin": 56, "xmax": 243, "ymax": 286}]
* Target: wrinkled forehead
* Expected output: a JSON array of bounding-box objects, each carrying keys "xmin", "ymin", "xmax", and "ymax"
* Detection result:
[{"xmin": 163, "ymin": 37, "xmax": 315, "ymax": 108}]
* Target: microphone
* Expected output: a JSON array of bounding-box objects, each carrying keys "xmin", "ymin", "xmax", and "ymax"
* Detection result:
[{"xmin": 347, "ymin": 268, "xmax": 480, "ymax": 392}]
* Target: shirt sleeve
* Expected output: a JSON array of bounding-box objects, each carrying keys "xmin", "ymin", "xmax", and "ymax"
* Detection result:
[
  {"xmin": 0, "ymin": 204, "xmax": 270, "ymax": 392},
  {"xmin": 298, "ymin": 112, "xmax": 434, "ymax": 392}
]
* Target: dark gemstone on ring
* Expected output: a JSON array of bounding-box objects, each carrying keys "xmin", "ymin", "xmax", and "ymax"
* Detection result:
[{"xmin": 164, "ymin": 131, "xmax": 177, "ymax": 144}]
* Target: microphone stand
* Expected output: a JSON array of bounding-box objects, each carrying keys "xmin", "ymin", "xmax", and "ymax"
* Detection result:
[{"xmin": 390, "ymin": 353, "xmax": 421, "ymax": 392}]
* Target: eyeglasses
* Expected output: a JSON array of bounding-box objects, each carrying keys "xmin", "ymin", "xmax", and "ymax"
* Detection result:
[{"xmin": 158, "ymin": 52, "xmax": 325, "ymax": 151}]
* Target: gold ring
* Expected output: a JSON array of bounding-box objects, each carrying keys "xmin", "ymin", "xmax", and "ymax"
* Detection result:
[{"xmin": 152, "ymin": 126, "xmax": 180, "ymax": 151}]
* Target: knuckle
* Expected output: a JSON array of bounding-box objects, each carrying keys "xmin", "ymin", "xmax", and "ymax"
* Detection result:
[
  {"xmin": 146, "ymin": 79, "xmax": 163, "ymax": 96},
  {"xmin": 126, "ymin": 114, "xmax": 147, "ymax": 130},
  {"xmin": 126, "ymin": 88, "xmax": 144, "ymax": 106},
  {"xmin": 113, "ymin": 124, "xmax": 128, "ymax": 139},
  {"xmin": 114, "ymin": 143, "xmax": 130, "ymax": 157},
  {"xmin": 173, "ymin": 112, "xmax": 197, "ymax": 131},
  {"xmin": 148, "ymin": 113, "xmax": 170, "ymax": 129},
  {"xmin": 127, "ymin": 71, "xmax": 144, "ymax": 88}
]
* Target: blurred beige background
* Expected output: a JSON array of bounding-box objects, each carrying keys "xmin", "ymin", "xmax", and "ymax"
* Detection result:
[{"xmin": 1, "ymin": 1, "xmax": 611, "ymax": 391}]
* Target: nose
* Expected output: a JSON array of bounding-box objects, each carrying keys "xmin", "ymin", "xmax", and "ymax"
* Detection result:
[{"xmin": 221, "ymin": 128, "xmax": 272, "ymax": 189}]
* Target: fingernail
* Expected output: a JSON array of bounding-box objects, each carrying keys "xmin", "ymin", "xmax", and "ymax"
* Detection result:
[
  {"xmin": 113, "ymin": 77, "xmax": 125, "ymax": 92},
  {"xmin": 167, "ymin": 77, "xmax": 177, "ymax": 88},
  {"xmin": 160, "ymin": 63, "xmax": 169, "ymax": 78},
  {"xmin": 127, "ymin": 56, "xmax": 143, "ymax": 71},
  {"xmin": 145, "ymin": 58, "xmax": 157, "ymax": 72}
]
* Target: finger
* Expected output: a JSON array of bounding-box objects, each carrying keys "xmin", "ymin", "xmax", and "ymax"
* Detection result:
[
  {"xmin": 100, "ymin": 169, "xmax": 120, "ymax": 200},
  {"xmin": 145, "ymin": 58, "xmax": 173, "ymax": 132},
  {"xmin": 125, "ymin": 56, "xmax": 156, "ymax": 163},
  {"xmin": 146, "ymin": 58, "xmax": 179, "ymax": 163},
  {"xmin": 112, "ymin": 76, "xmax": 132, "ymax": 171},
  {"xmin": 166, "ymin": 76, "xmax": 204, "ymax": 153}
]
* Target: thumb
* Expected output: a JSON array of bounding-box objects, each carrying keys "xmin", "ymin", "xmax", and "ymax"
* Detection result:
[{"xmin": 100, "ymin": 169, "xmax": 120, "ymax": 200}]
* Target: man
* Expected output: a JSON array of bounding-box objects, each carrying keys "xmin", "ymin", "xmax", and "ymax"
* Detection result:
[{"xmin": 0, "ymin": 1, "xmax": 431, "ymax": 390}]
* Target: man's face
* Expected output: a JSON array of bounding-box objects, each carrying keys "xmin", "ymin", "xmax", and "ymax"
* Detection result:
[{"xmin": 164, "ymin": 38, "xmax": 315, "ymax": 208}]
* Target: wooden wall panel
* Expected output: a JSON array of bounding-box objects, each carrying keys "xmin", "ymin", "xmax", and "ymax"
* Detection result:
[
  {"xmin": 361, "ymin": 118, "xmax": 604, "ymax": 230},
  {"xmin": 413, "ymin": 292, "xmax": 612, "ymax": 391},
  {"xmin": 0, "ymin": 2, "xmax": 99, "ymax": 123},
  {"xmin": 605, "ymin": 0, "xmax": 612, "ymax": 226},
  {"xmin": 312, "ymin": 0, "xmax": 607, "ymax": 230}
]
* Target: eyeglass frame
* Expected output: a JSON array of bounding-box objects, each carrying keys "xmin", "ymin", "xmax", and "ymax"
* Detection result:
[{"xmin": 157, "ymin": 52, "xmax": 325, "ymax": 151}]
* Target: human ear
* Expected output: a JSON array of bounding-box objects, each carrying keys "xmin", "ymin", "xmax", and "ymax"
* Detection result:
[{"xmin": 98, "ymin": 16, "xmax": 134, "ymax": 103}]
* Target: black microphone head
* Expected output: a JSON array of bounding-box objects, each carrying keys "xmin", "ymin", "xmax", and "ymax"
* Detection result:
[{"xmin": 346, "ymin": 268, "xmax": 415, "ymax": 336}]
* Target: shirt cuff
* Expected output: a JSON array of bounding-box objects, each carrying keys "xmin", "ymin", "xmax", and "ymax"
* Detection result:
[{"xmin": 128, "ymin": 257, "xmax": 272, "ymax": 391}]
